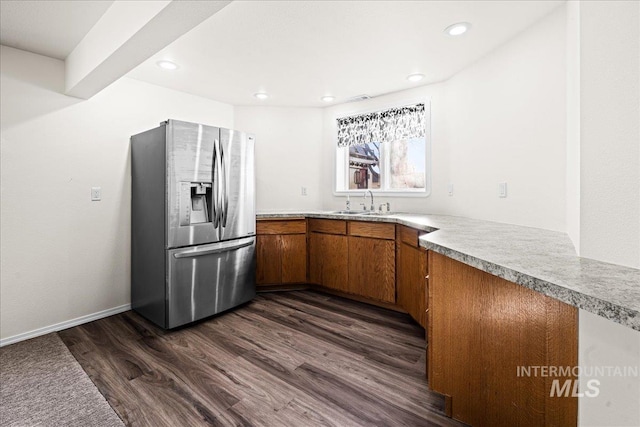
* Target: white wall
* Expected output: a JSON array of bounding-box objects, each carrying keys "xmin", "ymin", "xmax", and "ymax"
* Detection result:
[
  {"xmin": 573, "ymin": 2, "xmax": 640, "ymax": 426},
  {"xmin": 443, "ymin": 5, "xmax": 566, "ymax": 231},
  {"xmin": 235, "ymin": 106, "xmax": 323, "ymax": 212},
  {"xmin": 321, "ymin": 5, "xmax": 567, "ymax": 232},
  {"xmin": 566, "ymin": 0, "xmax": 581, "ymax": 254},
  {"xmin": 0, "ymin": 46, "xmax": 234, "ymax": 341},
  {"xmin": 578, "ymin": 0, "xmax": 640, "ymax": 269}
]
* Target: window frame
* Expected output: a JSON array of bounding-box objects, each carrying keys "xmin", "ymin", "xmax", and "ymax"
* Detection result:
[{"xmin": 333, "ymin": 98, "xmax": 432, "ymax": 198}]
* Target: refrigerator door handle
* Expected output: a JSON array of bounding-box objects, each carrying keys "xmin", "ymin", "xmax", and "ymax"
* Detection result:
[
  {"xmin": 212, "ymin": 139, "xmax": 221, "ymax": 229},
  {"xmin": 173, "ymin": 237, "xmax": 254, "ymax": 259},
  {"xmin": 221, "ymin": 141, "xmax": 229, "ymax": 227}
]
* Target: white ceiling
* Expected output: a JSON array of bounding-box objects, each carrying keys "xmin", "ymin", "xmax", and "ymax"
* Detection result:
[
  {"xmin": 0, "ymin": 0, "xmax": 564, "ymax": 107},
  {"xmin": 0, "ymin": 0, "xmax": 113, "ymax": 60}
]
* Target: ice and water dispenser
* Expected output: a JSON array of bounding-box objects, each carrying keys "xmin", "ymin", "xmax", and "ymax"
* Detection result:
[{"xmin": 179, "ymin": 182, "xmax": 213, "ymax": 226}]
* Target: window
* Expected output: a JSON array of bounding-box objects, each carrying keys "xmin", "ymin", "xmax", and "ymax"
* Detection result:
[
  {"xmin": 335, "ymin": 101, "xmax": 430, "ymax": 195},
  {"xmin": 348, "ymin": 142, "xmax": 381, "ymax": 190}
]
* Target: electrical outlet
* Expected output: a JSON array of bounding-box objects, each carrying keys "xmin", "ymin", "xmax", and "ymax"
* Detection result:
[
  {"xmin": 498, "ymin": 182, "xmax": 507, "ymax": 198},
  {"xmin": 448, "ymin": 183, "xmax": 454, "ymax": 196},
  {"xmin": 91, "ymin": 187, "xmax": 102, "ymax": 201},
  {"xmin": 301, "ymin": 186, "xmax": 308, "ymax": 196}
]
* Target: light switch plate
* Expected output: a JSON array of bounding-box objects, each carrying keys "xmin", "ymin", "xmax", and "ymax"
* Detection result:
[
  {"xmin": 91, "ymin": 187, "xmax": 102, "ymax": 201},
  {"xmin": 498, "ymin": 182, "xmax": 507, "ymax": 198},
  {"xmin": 448, "ymin": 183, "xmax": 454, "ymax": 196}
]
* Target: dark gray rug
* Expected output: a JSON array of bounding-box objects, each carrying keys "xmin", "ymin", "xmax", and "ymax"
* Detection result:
[{"xmin": 0, "ymin": 333, "xmax": 123, "ymax": 427}]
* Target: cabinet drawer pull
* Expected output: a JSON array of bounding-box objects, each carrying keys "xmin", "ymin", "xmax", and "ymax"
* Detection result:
[{"xmin": 425, "ymin": 275, "xmax": 430, "ymax": 279}]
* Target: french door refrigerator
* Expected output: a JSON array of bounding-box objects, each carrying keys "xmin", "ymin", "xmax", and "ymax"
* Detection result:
[{"xmin": 131, "ymin": 119, "xmax": 256, "ymax": 329}]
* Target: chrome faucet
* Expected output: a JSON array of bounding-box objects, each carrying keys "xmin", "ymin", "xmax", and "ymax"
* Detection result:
[{"xmin": 362, "ymin": 190, "xmax": 374, "ymax": 211}]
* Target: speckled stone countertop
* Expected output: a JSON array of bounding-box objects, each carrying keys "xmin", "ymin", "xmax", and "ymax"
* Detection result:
[{"xmin": 257, "ymin": 211, "xmax": 640, "ymax": 332}]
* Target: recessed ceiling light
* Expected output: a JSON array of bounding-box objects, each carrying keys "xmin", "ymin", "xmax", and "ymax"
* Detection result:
[
  {"xmin": 445, "ymin": 22, "xmax": 472, "ymax": 36},
  {"xmin": 407, "ymin": 73, "xmax": 425, "ymax": 82},
  {"xmin": 321, "ymin": 95, "xmax": 335, "ymax": 102},
  {"xmin": 156, "ymin": 60, "xmax": 179, "ymax": 70},
  {"xmin": 254, "ymin": 92, "xmax": 269, "ymax": 100}
]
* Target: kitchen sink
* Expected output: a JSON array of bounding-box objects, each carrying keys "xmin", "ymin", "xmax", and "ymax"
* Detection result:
[
  {"xmin": 330, "ymin": 210, "xmax": 374, "ymax": 215},
  {"xmin": 330, "ymin": 210, "xmax": 391, "ymax": 216}
]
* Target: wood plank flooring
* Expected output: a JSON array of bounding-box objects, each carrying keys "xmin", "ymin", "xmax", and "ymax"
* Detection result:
[{"xmin": 59, "ymin": 291, "xmax": 464, "ymax": 427}]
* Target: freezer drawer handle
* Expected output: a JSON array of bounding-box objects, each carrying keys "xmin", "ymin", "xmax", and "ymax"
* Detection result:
[{"xmin": 173, "ymin": 238, "xmax": 254, "ymax": 259}]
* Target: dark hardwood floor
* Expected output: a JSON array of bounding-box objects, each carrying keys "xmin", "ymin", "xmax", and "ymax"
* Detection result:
[{"xmin": 59, "ymin": 291, "xmax": 464, "ymax": 427}]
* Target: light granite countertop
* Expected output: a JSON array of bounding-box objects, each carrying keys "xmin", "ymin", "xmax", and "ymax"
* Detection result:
[{"xmin": 257, "ymin": 211, "xmax": 640, "ymax": 332}]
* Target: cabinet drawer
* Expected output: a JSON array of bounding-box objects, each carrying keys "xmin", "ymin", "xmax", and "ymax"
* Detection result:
[
  {"xmin": 397, "ymin": 225, "xmax": 419, "ymax": 247},
  {"xmin": 308, "ymin": 219, "xmax": 347, "ymax": 235},
  {"xmin": 257, "ymin": 219, "xmax": 306, "ymax": 235},
  {"xmin": 348, "ymin": 221, "xmax": 395, "ymax": 240}
]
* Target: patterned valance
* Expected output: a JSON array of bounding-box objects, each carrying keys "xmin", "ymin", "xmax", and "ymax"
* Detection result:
[{"xmin": 337, "ymin": 103, "xmax": 425, "ymax": 147}]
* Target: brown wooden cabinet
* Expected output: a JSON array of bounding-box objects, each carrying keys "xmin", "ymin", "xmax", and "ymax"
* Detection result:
[
  {"xmin": 308, "ymin": 219, "xmax": 348, "ymax": 292},
  {"xmin": 308, "ymin": 219, "xmax": 396, "ymax": 303},
  {"xmin": 256, "ymin": 219, "xmax": 307, "ymax": 286},
  {"xmin": 347, "ymin": 221, "xmax": 396, "ymax": 303},
  {"xmin": 428, "ymin": 252, "xmax": 578, "ymax": 427},
  {"xmin": 256, "ymin": 234, "xmax": 281, "ymax": 285},
  {"xmin": 280, "ymin": 234, "xmax": 307, "ymax": 283},
  {"xmin": 396, "ymin": 225, "xmax": 427, "ymax": 328}
]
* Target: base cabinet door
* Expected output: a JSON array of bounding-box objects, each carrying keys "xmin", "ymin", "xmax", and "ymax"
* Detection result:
[
  {"xmin": 308, "ymin": 232, "xmax": 322, "ymax": 285},
  {"xmin": 396, "ymin": 241, "xmax": 427, "ymax": 328},
  {"xmin": 256, "ymin": 235, "xmax": 281, "ymax": 285},
  {"xmin": 280, "ymin": 234, "xmax": 307, "ymax": 283},
  {"xmin": 309, "ymin": 232, "xmax": 348, "ymax": 292},
  {"xmin": 348, "ymin": 236, "xmax": 395, "ymax": 303},
  {"xmin": 256, "ymin": 219, "xmax": 307, "ymax": 286}
]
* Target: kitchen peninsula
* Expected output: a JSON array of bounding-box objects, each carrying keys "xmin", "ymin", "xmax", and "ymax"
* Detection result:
[{"xmin": 256, "ymin": 211, "xmax": 640, "ymax": 426}]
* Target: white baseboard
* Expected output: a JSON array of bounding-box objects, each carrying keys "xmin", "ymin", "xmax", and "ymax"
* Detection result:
[{"xmin": 0, "ymin": 304, "xmax": 131, "ymax": 347}]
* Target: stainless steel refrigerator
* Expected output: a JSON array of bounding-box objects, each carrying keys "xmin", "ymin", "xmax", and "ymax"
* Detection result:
[{"xmin": 131, "ymin": 119, "xmax": 256, "ymax": 329}]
